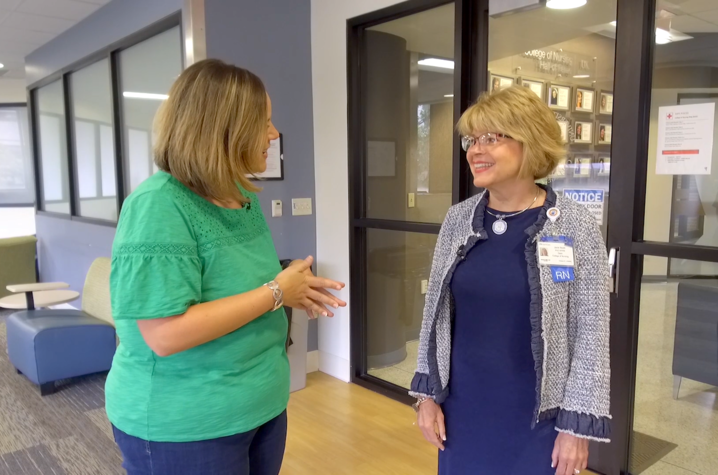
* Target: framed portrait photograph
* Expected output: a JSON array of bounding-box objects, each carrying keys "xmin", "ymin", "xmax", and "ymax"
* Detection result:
[
  {"xmin": 547, "ymin": 83, "xmax": 571, "ymax": 111},
  {"xmin": 490, "ymin": 73, "xmax": 515, "ymax": 92},
  {"xmin": 552, "ymin": 157, "xmax": 567, "ymax": 178},
  {"xmin": 573, "ymin": 121, "xmax": 593, "ymax": 144},
  {"xmin": 596, "ymin": 155, "xmax": 611, "ymax": 177},
  {"xmin": 598, "ymin": 91, "xmax": 614, "ymax": 115},
  {"xmin": 596, "ymin": 122, "xmax": 612, "ymax": 145},
  {"xmin": 574, "ymin": 87, "xmax": 595, "ymax": 113},
  {"xmin": 519, "ymin": 77, "xmax": 545, "ymax": 100},
  {"xmin": 557, "ymin": 120, "xmax": 569, "ymax": 144},
  {"xmin": 249, "ymin": 134, "xmax": 283, "ymax": 180},
  {"xmin": 574, "ymin": 155, "xmax": 593, "ymax": 177}
]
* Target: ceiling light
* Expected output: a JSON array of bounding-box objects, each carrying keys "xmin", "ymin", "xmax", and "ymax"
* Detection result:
[
  {"xmin": 0, "ymin": 63, "xmax": 4, "ymax": 69},
  {"xmin": 418, "ymin": 58, "xmax": 454, "ymax": 70},
  {"xmin": 610, "ymin": 21, "xmax": 617, "ymax": 27},
  {"xmin": 546, "ymin": 0, "xmax": 587, "ymax": 9},
  {"xmin": 123, "ymin": 92, "xmax": 169, "ymax": 100},
  {"xmin": 444, "ymin": 94, "xmax": 454, "ymax": 98},
  {"xmin": 573, "ymin": 74, "xmax": 590, "ymax": 78}
]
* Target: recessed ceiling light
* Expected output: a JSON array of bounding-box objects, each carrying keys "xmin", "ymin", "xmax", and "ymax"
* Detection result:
[
  {"xmin": 123, "ymin": 92, "xmax": 169, "ymax": 100},
  {"xmin": 573, "ymin": 74, "xmax": 590, "ymax": 78},
  {"xmin": 0, "ymin": 63, "xmax": 4, "ymax": 69},
  {"xmin": 418, "ymin": 58, "xmax": 455, "ymax": 70},
  {"xmin": 445, "ymin": 94, "xmax": 454, "ymax": 98},
  {"xmin": 547, "ymin": 0, "xmax": 587, "ymax": 9},
  {"xmin": 610, "ymin": 21, "xmax": 617, "ymax": 27}
]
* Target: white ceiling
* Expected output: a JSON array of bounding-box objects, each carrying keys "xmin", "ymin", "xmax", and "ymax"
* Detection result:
[{"xmin": 0, "ymin": 0, "xmax": 110, "ymax": 80}]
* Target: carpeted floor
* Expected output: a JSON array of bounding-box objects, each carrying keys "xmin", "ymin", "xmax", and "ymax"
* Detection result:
[{"xmin": 0, "ymin": 309, "xmax": 123, "ymax": 475}]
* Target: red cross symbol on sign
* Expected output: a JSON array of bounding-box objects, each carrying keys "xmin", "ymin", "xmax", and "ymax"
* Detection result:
[{"xmin": 667, "ymin": 113, "xmax": 673, "ymax": 119}]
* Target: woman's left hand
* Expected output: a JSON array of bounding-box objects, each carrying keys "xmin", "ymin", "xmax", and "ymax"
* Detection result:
[
  {"xmin": 289, "ymin": 258, "xmax": 346, "ymax": 318},
  {"xmin": 552, "ymin": 432, "xmax": 588, "ymax": 475}
]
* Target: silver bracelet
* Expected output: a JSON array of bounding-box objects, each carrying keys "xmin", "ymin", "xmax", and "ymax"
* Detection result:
[{"xmin": 264, "ymin": 280, "xmax": 284, "ymax": 311}]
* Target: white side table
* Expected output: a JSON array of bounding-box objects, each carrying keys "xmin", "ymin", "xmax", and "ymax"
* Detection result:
[{"xmin": 0, "ymin": 283, "xmax": 79, "ymax": 310}]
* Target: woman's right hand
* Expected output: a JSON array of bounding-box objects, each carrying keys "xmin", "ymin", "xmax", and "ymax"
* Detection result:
[
  {"xmin": 274, "ymin": 256, "xmax": 344, "ymax": 317},
  {"xmin": 418, "ymin": 399, "xmax": 446, "ymax": 451}
]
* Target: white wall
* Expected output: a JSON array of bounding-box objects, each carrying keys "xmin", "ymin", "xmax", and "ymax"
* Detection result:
[
  {"xmin": 0, "ymin": 79, "xmax": 26, "ymax": 103},
  {"xmin": 311, "ymin": 0, "xmax": 403, "ymax": 382}
]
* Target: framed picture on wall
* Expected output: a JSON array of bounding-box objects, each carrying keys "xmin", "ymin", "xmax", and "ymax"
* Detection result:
[
  {"xmin": 574, "ymin": 87, "xmax": 595, "ymax": 113},
  {"xmin": 596, "ymin": 122, "xmax": 612, "ymax": 145},
  {"xmin": 599, "ymin": 91, "xmax": 614, "ymax": 115},
  {"xmin": 557, "ymin": 120, "xmax": 569, "ymax": 144},
  {"xmin": 249, "ymin": 134, "xmax": 284, "ymax": 180},
  {"xmin": 519, "ymin": 77, "xmax": 545, "ymax": 100},
  {"xmin": 489, "ymin": 73, "xmax": 515, "ymax": 92},
  {"xmin": 573, "ymin": 121, "xmax": 593, "ymax": 144},
  {"xmin": 574, "ymin": 155, "xmax": 593, "ymax": 177},
  {"xmin": 547, "ymin": 83, "xmax": 571, "ymax": 111},
  {"xmin": 596, "ymin": 155, "xmax": 611, "ymax": 176},
  {"xmin": 552, "ymin": 157, "xmax": 567, "ymax": 178}
]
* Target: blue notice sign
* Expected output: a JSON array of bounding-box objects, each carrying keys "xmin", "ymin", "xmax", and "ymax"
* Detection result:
[{"xmin": 563, "ymin": 189, "xmax": 604, "ymax": 224}]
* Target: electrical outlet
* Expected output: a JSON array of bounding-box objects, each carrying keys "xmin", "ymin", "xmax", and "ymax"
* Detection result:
[
  {"xmin": 271, "ymin": 200, "xmax": 282, "ymax": 217},
  {"xmin": 292, "ymin": 198, "xmax": 313, "ymax": 216},
  {"xmin": 408, "ymin": 192, "xmax": 416, "ymax": 208},
  {"xmin": 421, "ymin": 279, "xmax": 428, "ymax": 295}
]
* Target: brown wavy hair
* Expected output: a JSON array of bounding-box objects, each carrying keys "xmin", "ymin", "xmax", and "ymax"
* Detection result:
[{"xmin": 153, "ymin": 59, "xmax": 266, "ymax": 204}]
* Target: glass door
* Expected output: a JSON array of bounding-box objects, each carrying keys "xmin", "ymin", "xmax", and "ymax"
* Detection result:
[
  {"xmin": 348, "ymin": 1, "xmax": 462, "ymax": 399},
  {"xmin": 605, "ymin": 1, "xmax": 718, "ymax": 474}
]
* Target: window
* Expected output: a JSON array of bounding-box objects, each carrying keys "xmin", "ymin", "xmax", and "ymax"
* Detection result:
[
  {"xmin": 70, "ymin": 58, "xmax": 117, "ymax": 221},
  {"xmin": 119, "ymin": 26, "xmax": 182, "ymax": 192},
  {"xmin": 36, "ymin": 80, "xmax": 70, "ymax": 214},
  {"xmin": 0, "ymin": 105, "xmax": 34, "ymax": 206},
  {"xmin": 29, "ymin": 16, "xmax": 182, "ymax": 224}
]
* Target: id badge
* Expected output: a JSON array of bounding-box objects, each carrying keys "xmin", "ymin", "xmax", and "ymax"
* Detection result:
[{"xmin": 538, "ymin": 236, "xmax": 576, "ymax": 283}]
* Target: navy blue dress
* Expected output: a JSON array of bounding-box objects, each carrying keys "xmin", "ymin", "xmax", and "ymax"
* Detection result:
[{"xmin": 438, "ymin": 206, "xmax": 556, "ymax": 475}]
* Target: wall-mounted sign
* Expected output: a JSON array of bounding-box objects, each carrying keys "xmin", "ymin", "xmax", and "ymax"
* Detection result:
[
  {"xmin": 564, "ymin": 189, "xmax": 605, "ymax": 224},
  {"xmin": 656, "ymin": 102, "xmax": 715, "ymax": 175},
  {"xmin": 522, "ymin": 49, "xmax": 593, "ymax": 78}
]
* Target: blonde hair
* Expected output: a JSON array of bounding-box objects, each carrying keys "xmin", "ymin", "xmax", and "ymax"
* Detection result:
[
  {"xmin": 154, "ymin": 59, "xmax": 267, "ymax": 204},
  {"xmin": 457, "ymin": 86, "xmax": 565, "ymax": 179}
]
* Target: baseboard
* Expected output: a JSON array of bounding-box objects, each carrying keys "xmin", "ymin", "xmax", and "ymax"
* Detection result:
[
  {"xmin": 319, "ymin": 351, "xmax": 351, "ymax": 382},
  {"xmin": 306, "ymin": 350, "xmax": 319, "ymax": 373}
]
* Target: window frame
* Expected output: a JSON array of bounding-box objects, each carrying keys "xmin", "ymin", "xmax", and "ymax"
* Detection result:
[{"xmin": 28, "ymin": 12, "xmax": 183, "ymax": 227}]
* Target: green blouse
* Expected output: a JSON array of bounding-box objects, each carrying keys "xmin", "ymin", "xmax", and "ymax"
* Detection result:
[{"xmin": 105, "ymin": 171, "xmax": 289, "ymax": 442}]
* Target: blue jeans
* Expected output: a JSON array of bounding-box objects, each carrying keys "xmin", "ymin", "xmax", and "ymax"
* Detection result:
[{"xmin": 112, "ymin": 411, "xmax": 287, "ymax": 475}]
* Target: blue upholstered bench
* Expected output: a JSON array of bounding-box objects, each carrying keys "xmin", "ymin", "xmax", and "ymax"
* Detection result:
[
  {"xmin": 5, "ymin": 258, "xmax": 117, "ymax": 396},
  {"xmin": 7, "ymin": 309, "xmax": 116, "ymax": 395}
]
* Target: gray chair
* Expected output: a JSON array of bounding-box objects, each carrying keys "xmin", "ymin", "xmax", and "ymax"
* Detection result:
[{"xmin": 672, "ymin": 281, "xmax": 718, "ymax": 399}]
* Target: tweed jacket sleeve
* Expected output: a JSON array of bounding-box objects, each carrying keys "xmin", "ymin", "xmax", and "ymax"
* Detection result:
[
  {"xmin": 555, "ymin": 208, "xmax": 612, "ymax": 441},
  {"xmin": 409, "ymin": 204, "xmax": 458, "ymax": 400}
]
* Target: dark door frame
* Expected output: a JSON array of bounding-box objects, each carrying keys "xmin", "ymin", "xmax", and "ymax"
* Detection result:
[
  {"xmin": 347, "ymin": 0, "xmax": 487, "ymax": 404},
  {"xmin": 348, "ymin": 0, "xmax": 711, "ymax": 474}
]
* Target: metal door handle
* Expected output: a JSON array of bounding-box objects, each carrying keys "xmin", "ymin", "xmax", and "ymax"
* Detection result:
[{"xmin": 608, "ymin": 247, "xmax": 619, "ymax": 294}]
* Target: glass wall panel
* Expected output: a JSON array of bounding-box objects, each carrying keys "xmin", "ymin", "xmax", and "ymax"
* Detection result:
[
  {"xmin": 119, "ymin": 26, "xmax": 182, "ymax": 193},
  {"xmin": 70, "ymin": 58, "xmax": 117, "ymax": 221},
  {"xmin": 36, "ymin": 80, "xmax": 70, "ymax": 214}
]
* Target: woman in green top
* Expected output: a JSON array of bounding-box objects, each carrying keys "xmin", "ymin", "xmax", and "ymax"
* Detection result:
[{"xmin": 106, "ymin": 59, "xmax": 345, "ymax": 475}]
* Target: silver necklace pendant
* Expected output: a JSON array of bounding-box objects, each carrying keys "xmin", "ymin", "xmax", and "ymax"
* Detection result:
[{"xmin": 492, "ymin": 217, "xmax": 508, "ymax": 235}]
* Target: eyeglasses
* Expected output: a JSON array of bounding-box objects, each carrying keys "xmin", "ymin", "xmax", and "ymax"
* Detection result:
[{"xmin": 461, "ymin": 133, "xmax": 512, "ymax": 152}]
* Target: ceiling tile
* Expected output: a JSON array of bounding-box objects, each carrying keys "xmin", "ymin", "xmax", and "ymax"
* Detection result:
[
  {"xmin": 0, "ymin": 0, "xmax": 22, "ymax": 10},
  {"xmin": 3, "ymin": 11, "xmax": 75, "ymax": 34},
  {"xmin": 673, "ymin": 0, "xmax": 718, "ymax": 14},
  {"xmin": 16, "ymin": 0, "xmax": 102, "ymax": 21},
  {"xmin": 671, "ymin": 15, "xmax": 718, "ymax": 32},
  {"xmin": 0, "ymin": 8, "xmax": 11, "ymax": 23},
  {"xmin": 0, "ymin": 26, "xmax": 56, "ymax": 45},
  {"xmin": 695, "ymin": 10, "xmax": 718, "ymax": 25},
  {"xmin": 72, "ymin": 0, "xmax": 111, "ymax": 4},
  {"xmin": 0, "ymin": 40, "xmax": 38, "ymax": 56}
]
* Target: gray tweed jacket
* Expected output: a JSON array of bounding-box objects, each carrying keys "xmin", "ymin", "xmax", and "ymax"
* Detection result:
[{"xmin": 410, "ymin": 186, "xmax": 612, "ymax": 442}]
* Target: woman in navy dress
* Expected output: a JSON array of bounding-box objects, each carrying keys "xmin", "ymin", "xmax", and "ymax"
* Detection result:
[{"xmin": 411, "ymin": 86, "xmax": 612, "ymax": 475}]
